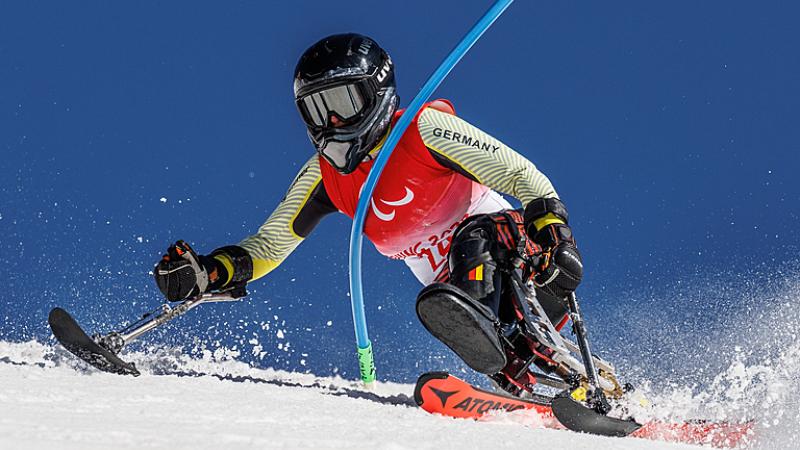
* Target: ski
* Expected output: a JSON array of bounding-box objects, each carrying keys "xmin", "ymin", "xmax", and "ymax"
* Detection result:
[
  {"xmin": 48, "ymin": 307, "xmax": 140, "ymax": 376},
  {"xmin": 414, "ymin": 371, "xmax": 556, "ymax": 420},
  {"xmin": 48, "ymin": 291, "xmax": 241, "ymax": 375},
  {"xmin": 415, "ymin": 371, "xmax": 754, "ymax": 448},
  {"xmin": 415, "ymin": 370, "xmax": 644, "ymax": 436}
]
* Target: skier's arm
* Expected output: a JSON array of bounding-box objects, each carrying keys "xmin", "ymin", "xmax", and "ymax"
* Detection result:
[
  {"xmin": 216, "ymin": 155, "xmax": 337, "ymax": 285},
  {"xmin": 418, "ymin": 107, "xmax": 582, "ymax": 297},
  {"xmin": 418, "ymin": 107, "xmax": 560, "ymax": 223},
  {"xmin": 153, "ymin": 156, "xmax": 335, "ymax": 301}
]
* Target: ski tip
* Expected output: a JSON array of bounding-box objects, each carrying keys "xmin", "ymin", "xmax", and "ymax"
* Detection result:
[
  {"xmin": 48, "ymin": 307, "xmax": 69, "ymax": 325},
  {"xmin": 414, "ymin": 372, "xmax": 450, "ymax": 407},
  {"xmin": 47, "ymin": 307, "xmax": 141, "ymax": 377},
  {"xmin": 48, "ymin": 307, "xmax": 79, "ymax": 339}
]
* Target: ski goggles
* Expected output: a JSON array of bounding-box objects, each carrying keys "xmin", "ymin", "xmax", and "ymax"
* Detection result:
[{"xmin": 296, "ymin": 80, "xmax": 373, "ymax": 131}]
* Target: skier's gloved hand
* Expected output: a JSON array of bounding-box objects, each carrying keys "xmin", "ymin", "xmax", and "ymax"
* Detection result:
[
  {"xmin": 523, "ymin": 198, "xmax": 583, "ymax": 298},
  {"xmin": 533, "ymin": 239, "xmax": 583, "ymax": 298},
  {"xmin": 154, "ymin": 240, "xmax": 223, "ymax": 301}
]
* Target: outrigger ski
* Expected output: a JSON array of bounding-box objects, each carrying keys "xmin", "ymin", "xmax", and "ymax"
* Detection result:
[
  {"xmin": 48, "ymin": 291, "xmax": 243, "ymax": 376},
  {"xmin": 49, "ymin": 307, "xmax": 140, "ymax": 376}
]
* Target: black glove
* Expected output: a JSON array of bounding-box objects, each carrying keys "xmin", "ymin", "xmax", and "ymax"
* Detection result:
[
  {"xmin": 523, "ymin": 198, "xmax": 584, "ymax": 299},
  {"xmin": 154, "ymin": 241, "xmax": 222, "ymax": 301}
]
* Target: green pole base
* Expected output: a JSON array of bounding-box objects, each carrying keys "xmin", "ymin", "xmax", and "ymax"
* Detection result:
[{"xmin": 357, "ymin": 341, "xmax": 376, "ymax": 384}]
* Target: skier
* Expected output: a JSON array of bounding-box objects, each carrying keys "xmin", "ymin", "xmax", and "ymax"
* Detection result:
[{"xmin": 154, "ymin": 33, "xmax": 583, "ymax": 388}]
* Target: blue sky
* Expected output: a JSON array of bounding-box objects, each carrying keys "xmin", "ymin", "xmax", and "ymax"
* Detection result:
[{"xmin": 1, "ymin": 1, "xmax": 798, "ymax": 382}]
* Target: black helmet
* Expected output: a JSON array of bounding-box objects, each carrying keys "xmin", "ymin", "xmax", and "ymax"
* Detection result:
[{"xmin": 294, "ymin": 33, "xmax": 399, "ymax": 174}]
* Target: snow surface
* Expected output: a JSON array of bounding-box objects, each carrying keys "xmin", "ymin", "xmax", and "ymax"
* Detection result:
[
  {"xmin": 3, "ymin": 272, "xmax": 800, "ymax": 450},
  {"xmin": 0, "ymin": 340, "xmax": 707, "ymax": 450}
]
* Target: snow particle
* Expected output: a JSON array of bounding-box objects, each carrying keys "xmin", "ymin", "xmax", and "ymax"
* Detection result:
[
  {"xmin": 326, "ymin": 320, "xmax": 333, "ymax": 327},
  {"xmin": 159, "ymin": 197, "xmax": 167, "ymax": 203}
]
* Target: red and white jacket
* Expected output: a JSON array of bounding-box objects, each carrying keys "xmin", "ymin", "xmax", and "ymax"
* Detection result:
[{"xmin": 239, "ymin": 100, "xmax": 558, "ymax": 285}]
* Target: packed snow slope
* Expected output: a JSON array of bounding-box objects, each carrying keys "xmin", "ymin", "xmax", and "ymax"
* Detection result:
[
  {"xmin": 2, "ymin": 267, "xmax": 799, "ymax": 449},
  {"xmin": 1, "ymin": 341, "xmax": 704, "ymax": 450},
  {"xmin": 1, "ymin": 336, "xmax": 797, "ymax": 450}
]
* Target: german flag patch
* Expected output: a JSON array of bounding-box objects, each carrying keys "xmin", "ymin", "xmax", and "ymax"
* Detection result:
[{"xmin": 468, "ymin": 264, "xmax": 484, "ymax": 281}]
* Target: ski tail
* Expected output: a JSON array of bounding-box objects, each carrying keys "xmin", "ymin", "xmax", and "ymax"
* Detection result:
[
  {"xmin": 414, "ymin": 372, "xmax": 553, "ymax": 420},
  {"xmin": 631, "ymin": 418, "xmax": 755, "ymax": 448}
]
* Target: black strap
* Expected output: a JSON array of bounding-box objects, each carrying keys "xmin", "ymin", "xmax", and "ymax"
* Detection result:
[
  {"xmin": 523, "ymin": 198, "xmax": 569, "ymax": 239},
  {"xmin": 211, "ymin": 245, "xmax": 253, "ymax": 298},
  {"xmin": 491, "ymin": 211, "xmax": 532, "ymax": 272}
]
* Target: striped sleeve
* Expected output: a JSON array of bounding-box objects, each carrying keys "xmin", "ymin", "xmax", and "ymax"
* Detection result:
[
  {"xmin": 417, "ymin": 107, "xmax": 558, "ymax": 204},
  {"xmin": 238, "ymin": 155, "xmax": 333, "ymax": 281}
]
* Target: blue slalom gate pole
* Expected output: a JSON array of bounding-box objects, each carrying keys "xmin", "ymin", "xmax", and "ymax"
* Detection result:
[{"xmin": 348, "ymin": 0, "xmax": 515, "ymax": 386}]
